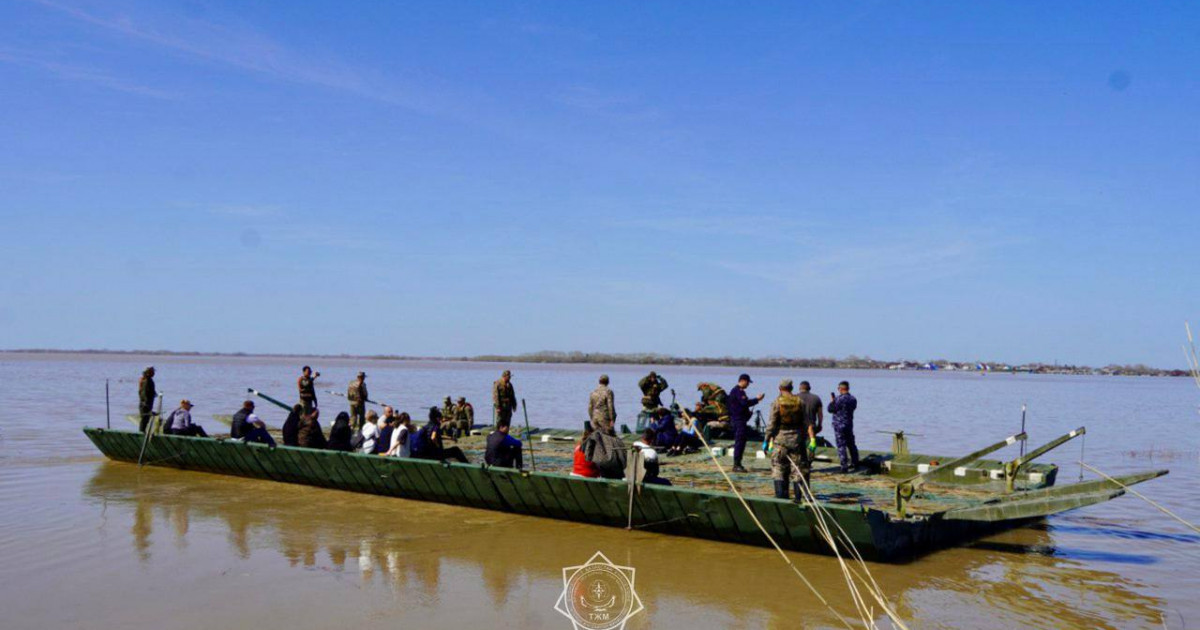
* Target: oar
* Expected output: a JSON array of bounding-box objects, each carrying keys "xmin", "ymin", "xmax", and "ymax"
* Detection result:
[
  {"xmin": 325, "ymin": 390, "xmax": 389, "ymax": 408},
  {"xmin": 246, "ymin": 388, "xmax": 292, "ymax": 412},
  {"xmin": 522, "ymin": 399, "xmax": 537, "ymax": 472},
  {"xmin": 138, "ymin": 393, "xmax": 164, "ymax": 466}
]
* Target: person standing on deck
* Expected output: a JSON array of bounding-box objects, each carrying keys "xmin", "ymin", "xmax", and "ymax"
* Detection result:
[
  {"xmin": 767, "ymin": 380, "xmax": 816, "ymax": 500},
  {"xmin": 492, "ymin": 370, "xmax": 518, "ymax": 429},
  {"xmin": 298, "ymin": 366, "xmax": 320, "ymax": 414},
  {"xmin": 728, "ymin": 373, "xmax": 764, "ymax": 473},
  {"xmin": 230, "ymin": 400, "xmax": 255, "ymax": 439},
  {"xmin": 588, "ymin": 374, "xmax": 617, "ymax": 433},
  {"xmin": 138, "ymin": 366, "xmax": 157, "ymax": 433},
  {"xmin": 827, "ymin": 381, "xmax": 860, "ymax": 472},
  {"xmin": 638, "ymin": 371, "xmax": 669, "ymax": 412},
  {"xmin": 346, "ymin": 371, "xmax": 368, "ymax": 431},
  {"xmin": 797, "ymin": 381, "xmax": 824, "ymax": 437}
]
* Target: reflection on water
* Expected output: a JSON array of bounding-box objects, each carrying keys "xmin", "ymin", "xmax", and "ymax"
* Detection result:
[{"xmin": 80, "ymin": 462, "xmax": 1176, "ymax": 630}]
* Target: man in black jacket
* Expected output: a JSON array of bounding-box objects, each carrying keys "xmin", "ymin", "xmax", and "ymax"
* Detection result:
[
  {"xmin": 485, "ymin": 424, "xmax": 524, "ymax": 469},
  {"xmin": 230, "ymin": 400, "xmax": 255, "ymax": 439}
]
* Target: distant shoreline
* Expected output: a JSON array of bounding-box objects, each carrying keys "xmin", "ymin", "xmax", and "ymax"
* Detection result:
[{"xmin": 0, "ymin": 348, "xmax": 1188, "ymax": 377}]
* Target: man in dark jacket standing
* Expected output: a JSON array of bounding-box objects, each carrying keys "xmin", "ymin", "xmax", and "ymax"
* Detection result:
[
  {"xmin": 138, "ymin": 366, "xmax": 157, "ymax": 433},
  {"xmin": 728, "ymin": 373, "xmax": 764, "ymax": 473}
]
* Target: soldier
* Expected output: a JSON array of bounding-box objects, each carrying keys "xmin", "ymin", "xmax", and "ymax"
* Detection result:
[
  {"xmin": 694, "ymin": 382, "xmax": 731, "ymax": 433},
  {"xmin": 827, "ymin": 381, "xmax": 860, "ymax": 473},
  {"xmin": 441, "ymin": 396, "xmax": 455, "ymax": 425},
  {"xmin": 138, "ymin": 366, "xmax": 157, "ymax": 433},
  {"xmin": 638, "ymin": 371, "xmax": 669, "ymax": 411},
  {"xmin": 450, "ymin": 396, "xmax": 474, "ymax": 439},
  {"xmin": 346, "ymin": 371, "xmax": 368, "ymax": 430},
  {"xmin": 766, "ymin": 379, "xmax": 817, "ymax": 500},
  {"xmin": 298, "ymin": 366, "xmax": 320, "ymax": 413},
  {"xmin": 588, "ymin": 374, "xmax": 617, "ymax": 433},
  {"xmin": 492, "ymin": 370, "xmax": 518, "ymax": 429}
]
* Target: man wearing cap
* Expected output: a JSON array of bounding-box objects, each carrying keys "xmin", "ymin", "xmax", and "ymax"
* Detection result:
[
  {"xmin": 767, "ymin": 379, "xmax": 816, "ymax": 499},
  {"xmin": 440, "ymin": 396, "xmax": 455, "ymax": 426},
  {"xmin": 164, "ymin": 399, "xmax": 207, "ymax": 437},
  {"xmin": 588, "ymin": 374, "xmax": 617, "ymax": 433},
  {"xmin": 138, "ymin": 366, "xmax": 157, "ymax": 433},
  {"xmin": 450, "ymin": 396, "xmax": 474, "ymax": 439},
  {"xmin": 728, "ymin": 373, "xmax": 764, "ymax": 473},
  {"xmin": 230, "ymin": 400, "xmax": 256, "ymax": 439},
  {"xmin": 346, "ymin": 372, "xmax": 369, "ymax": 431},
  {"xmin": 492, "ymin": 370, "xmax": 518, "ymax": 429},
  {"xmin": 827, "ymin": 381, "xmax": 860, "ymax": 473}
]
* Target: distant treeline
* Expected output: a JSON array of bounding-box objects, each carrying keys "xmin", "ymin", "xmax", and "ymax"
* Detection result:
[{"xmin": 1, "ymin": 348, "xmax": 1188, "ymax": 377}]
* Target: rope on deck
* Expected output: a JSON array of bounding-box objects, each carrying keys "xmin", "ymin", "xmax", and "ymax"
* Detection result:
[
  {"xmin": 1078, "ymin": 462, "xmax": 1200, "ymax": 535},
  {"xmin": 684, "ymin": 412, "xmax": 857, "ymax": 630}
]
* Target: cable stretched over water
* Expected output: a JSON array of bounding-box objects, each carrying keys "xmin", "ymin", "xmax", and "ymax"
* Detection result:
[
  {"xmin": 683, "ymin": 412, "xmax": 857, "ymax": 630},
  {"xmin": 1078, "ymin": 461, "xmax": 1200, "ymax": 535}
]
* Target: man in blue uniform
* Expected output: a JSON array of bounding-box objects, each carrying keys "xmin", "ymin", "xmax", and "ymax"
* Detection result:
[
  {"xmin": 728, "ymin": 373, "xmax": 764, "ymax": 473},
  {"xmin": 827, "ymin": 381, "xmax": 860, "ymax": 472}
]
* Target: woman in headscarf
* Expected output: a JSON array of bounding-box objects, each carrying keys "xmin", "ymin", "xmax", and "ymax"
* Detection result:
[
  {"xmin": 326, "ymin": 411, "xmax": 354, "ymax": 451},
  {"xmin": 297, "ymin": 408, "xmax": 327, "ymax": 449},
  {"xmin": 281, "ymin": 404, "xmax": 302, "ymax": 447}
]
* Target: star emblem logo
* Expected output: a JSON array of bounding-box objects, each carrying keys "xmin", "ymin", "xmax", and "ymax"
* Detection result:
[{"xmin": 554, "ymin": 551, "xmax": 644, "ymax": 630}]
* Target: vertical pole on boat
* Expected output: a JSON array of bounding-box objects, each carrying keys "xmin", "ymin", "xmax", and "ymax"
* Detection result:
[
  {"xmin": 105, "ymin": 379, "xmax": 111, "ymax": 429},
  {"xmin": 1019, "ymin": 404, "xmax": 1027, "ymax": 458},
  {"xmin": 521, "ymin": 399, "xmax": 537, "ymax": 472},
  {"xmin": 626, "ymin": 450, "xmax": 639, "ymax": 531}
]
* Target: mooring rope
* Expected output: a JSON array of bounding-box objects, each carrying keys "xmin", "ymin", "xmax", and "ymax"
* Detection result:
[
  {"xmin": 1078, "ymin": 461, "xmax": 1200, "ymax": 535},
  {"xmin": 685, "ymin": 412, "xmax": 857, "ymax": 630},
  {"xmin": 789, "ymin": 457, "xmax": 910, "ymax": 630}
]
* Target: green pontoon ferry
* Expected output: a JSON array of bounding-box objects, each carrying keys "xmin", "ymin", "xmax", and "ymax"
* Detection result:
[{"xmin": 83, "ymin": 425, "xmax": 1166, "ymax": 562}]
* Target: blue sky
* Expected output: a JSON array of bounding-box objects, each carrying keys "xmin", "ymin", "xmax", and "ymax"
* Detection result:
[{"xmin": 0, "ymin": 1, "xmax": 1197, "ymax": 366}]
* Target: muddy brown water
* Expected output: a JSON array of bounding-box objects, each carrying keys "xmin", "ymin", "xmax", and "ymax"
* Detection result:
[{"xmin": 1, "ymin": 353, "xmax": 1197, "ymax": 629}]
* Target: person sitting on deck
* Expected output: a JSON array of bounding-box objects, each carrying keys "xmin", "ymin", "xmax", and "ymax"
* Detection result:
[
  {"xmin": 571, "ymin": 425, "xmax": 600, "ymax": 478},
  {"xmin": 281, "ymin": 404, "xmax": 302, "ymax": 447},
  {"xmin": 230, "ymin": 400, "xmax": 255, "ymax": 439},
  {"xmin": 297, "ymin": 409, "xmax": 327, "ymax": 449},
  {"xmin": 242, "ymin": 419, "xmax": 276, "ymax": 447},
  {"xmin": 677, "ymin": 413, "xmax": 701, "ymax": 453},
  {"xmin": 650, "ymin": 407, "xmax": 682, "ymax": 455},
  {"xmin": 327, "ymin": 411, "xmax": 354, "ymax": 452},
  {"xmin": 484, "ymin": 424, "xmax": 524, "ymax": 469},
  {"xmin": 632, "ymin": 429, "xmax": 671, "ymax": 486},
  {"xmin": 385, "ymin": 413, "xmax": 413, "ymax": 457},
  {"xmin": 359, "ymin": 410, "xmax": 381, "ymax": 454},
  {"xmin": 413, "ymin": 408, "xmax": 468, "ymax": 463},
  {"xmin": 374, "ymin": 414, "xmax": 395, "ymax": 455},
  {"xmin": 164, "ymin": 400, "xmax": 208, "ymax": 437}
]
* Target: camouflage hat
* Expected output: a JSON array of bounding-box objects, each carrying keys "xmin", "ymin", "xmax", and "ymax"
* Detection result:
[
  {"xmin": 457, "ymin": 396, "xmax": 466, "ymax": 403},
  {"xmin": 444, "ymin": 396, "xmax": 452, "ymax": 402},
  {"xmin": 599, "ymin": 374, "xmax": 609, "ymax": 384},
  {"xmin": 357, "ymin": 371, "xmax": 366, "ymax": 378},
  {"xmin": 779, "ymin": 379, "xmax": 793, "ymax": 390},
  {"xmin": 502, "ymin": 370, "xmax": 512, "ymax": 377}
]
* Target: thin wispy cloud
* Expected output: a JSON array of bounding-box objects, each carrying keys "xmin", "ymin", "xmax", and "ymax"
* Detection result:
[
  {"xmin": 0, "ymin": 48, "xmax": 178, "ymax": 99},
  {"xmin": 31, "ymin": 0, "xmax": 448, "ymax": 114}
]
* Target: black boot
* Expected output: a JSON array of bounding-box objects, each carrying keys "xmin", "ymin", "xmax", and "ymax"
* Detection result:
[
  {"xmin": 774, "ymin": 480, "xmax": 789, "ymax": 499},
  {"xmin": 792, "ymin": 483, "xmax": 804, "ymax": 503}
]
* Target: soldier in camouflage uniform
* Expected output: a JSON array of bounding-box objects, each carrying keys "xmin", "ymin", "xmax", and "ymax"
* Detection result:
[
  {"xmin": 298, "ymin": 366, "xmax": 320, "ymax": 414},
  {"xmin": 448, "ymin": 396, "xmax": 474, "ymax": 439},
  {"xmin": 138, "ymin": 366, "xmax": 157, "ymax": 433},
  {"xmin": 766, "ymin": 379, "xmax": 817, "ymax": 500},
  {"xmin": 492, "ymin": 370, "xmax": 518, "ymax": 429},
  {"xmin": 440, "ymin": 396, "xmax": 455, "ymax": 425},
  {"xmin": 638, "ymin": 372, "xmax": 669, "ymax": 411},
  {"xmin": 588, "ymin": 374, "xmax": 617, "ymax": 433},
  {"xmin": 694, "ymin": 382, "xmax": 731, "ymax": 434},
  {"xmin": 346, "ymin": 371, "xmax": 368, "ymax": 431}
]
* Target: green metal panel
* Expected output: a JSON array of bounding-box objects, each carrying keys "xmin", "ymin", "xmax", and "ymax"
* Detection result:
[
  {"xmin": 746, "ymin": 498, "xmax": 796, "ymax": 549},
  {"xmin": 441, "ymin": 464, "xmax": 487, "ymax": 506},
  {"xmin": 717, "ymin": 495, "xmax": 771, "ymax": 547},
  {"xmin": 667, "ymin": 488, "xmax": 727, "ymax": 542},
  {"xmin": 451, "ymin": 465, "xmax": 508, "ymax": 510},
  {"xmin": 381, "ymin": 457, "xmax": 432, "ymax": 501},
  {"xmin": 538, "ymin": 475, "xmax": 588, "ymax": 520},
  {"xmin": 346, "ymin": 454, "xmax": 398, "ymax": 496},
  {"xmin": 526, "ymin": 473, "xmax": 573, "ymax": 521},
  {"xmin": 558, "ymin": 478, "xmax": 610, "ymax": 525},
  {"xmin": 488, "ymin": 470, "xmax": 546, "ymax": 517}
]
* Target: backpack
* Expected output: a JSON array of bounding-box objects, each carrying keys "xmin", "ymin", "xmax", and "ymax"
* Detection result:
[{"xmin": 583, "ymin": 431, "xmax": 628, "ymax": 480}]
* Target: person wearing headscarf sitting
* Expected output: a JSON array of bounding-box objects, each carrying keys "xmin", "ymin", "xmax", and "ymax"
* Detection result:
[
  {"xmin": 650, "ymin": 407, "xmax": 682, "ymax": 455},
  {"xmin": 297, "ymin": 408, "xmax": 327, "ymax": 449},
  {"xmin": 326, "ymin": 411, "xmax": 354, "ymax": 451},
  {"xmin": 282, "ymin": 404, "xmax": 302, "ymax": 447},
  {"xmin": 243, "ymin": 419, "xmax": 276, "ymax": 447}
]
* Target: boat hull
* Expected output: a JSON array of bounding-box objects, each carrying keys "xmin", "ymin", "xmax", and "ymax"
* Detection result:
[{"xmin": 83, "ymin": 428, "xmax": 1037, "ymax": 562}]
